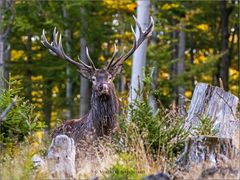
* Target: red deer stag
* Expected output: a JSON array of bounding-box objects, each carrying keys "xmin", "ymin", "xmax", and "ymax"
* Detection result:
[{"xmin": 41, "ymin": 16, "xmax": 154, "ymax": 147}]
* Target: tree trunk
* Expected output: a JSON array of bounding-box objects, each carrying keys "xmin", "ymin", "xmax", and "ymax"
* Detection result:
[
  {"xmin": 170, "ymin": 19, "xmax": 178, "ymax": 111},
  {"xmin": 63, "ymin": 8, "xmax": 73, "ymax": 119},
  {"xmin": 149, "ymin": 3, "xmax": 158, "ymax": 113},
  {"xmin": 79, "ymin": 8, "xmax": 90, "ymax": 117},
  {"xmin": 0, "ymin": 36, "xmax": 4, "ymax": 93},
  {"xmin": 3, "ymin": 43, "xmax": 10, "ymax": 89},
  {"xmin": 128, "ymin": 0, "xmax": 150, "ymax": 105},
  {"xmin": 149, "ymin": 66, "xmax": 158, "ymax": 113},
  {"xmin": 48, "ymin": 135, "xmax": 76, "ymax": 179},
  {"xmin": 185, "ymin": 83, "xmax": 239, "ymax": 138},
  {"xmin": 0, "ymin": 0, "xmax": 5, "ymax": 94},
  {"xmin": 43, "ymin": 79, "xmax": 52, "ymax": 130},
  {"xmin": 177, "ymin": 20, "xmax": 186, "ymax": 110},
  {"xmin": 79, "ymin": 37, "xmax": 90, "ymax": 117},
  {"xmin": 189, "ymin": 32, "xmax": 195, "ymax": 91},
  {"xmin": 219, "ymin": 0, "xmax": 234, "ymax": 91},
  {"xmin": 25, "ymin": 35, "xmax": 33, "ymax": 101}
]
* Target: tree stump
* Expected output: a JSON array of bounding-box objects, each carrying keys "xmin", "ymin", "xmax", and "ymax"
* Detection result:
[
  {"xmin": 48, "ymin": 135, "xmax": 76, "ymax": 179},
  {"xmin": 177, "ymin": 83, "xmax": 240, "ymax": 170},
  {"xmin": 185, "ymin": 83, "xmax": 239, "ymax": 138},
  {"xmin": 176, "ymin": 136, "xmax": 238, "ymax": 170}
]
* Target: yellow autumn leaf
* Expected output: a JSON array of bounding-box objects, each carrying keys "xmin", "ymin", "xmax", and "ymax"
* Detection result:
[
  {"xmin": 201, "ymin": 74, "xmax": 211, "ymax": 82},
  {"xmin": 31, "ymin": 90, "xmax": 43, "ymax": 97},
  {"xmin": 230, "ymin": 85, "xmax": 238, "ymax": 92},
  {"xmin": 161, "ymin": 3, "xmax": 179, "ymax": 10},
  {"xmin": 208, "ymin": 48, "xmax": 213, "ymax": 54},
  {"xmin": 161, "ymin": 72, "xmax": 170, "ymax": 80},
  {"xmin": 99, "ymin": 55, "xmax": 105, "ymax": 61},
  {"xmin": 52, "ymin": 85, "xmax": 59, "ymax": 94},
  {"xmin": 103, "ymin": 0, "xmax": 136, "ymax": 12},
  {"xmin": 196, "ymin": 24, "xmax": 209, "ymax": 31},
  {"xmin": 126, "ymin": 59, "xmax": 132, "ymax": 66},
  {"xmin": 11, "ymin": 50, "xmax": 25, "ymax": 61},
  {"xmin": 126, "ymin": 3, "xmax": 136, "ymax": 12},
  {"xmin": 185, "ymin": 91, "xmax": 192, "ymax": 98},
  {"xmin": 229, "ymin": 68, "xmax": 239, "ymax": 80},
  {"xmin": 229, "ymin": 34, "xmax": 238, "ymax": 43},
  {"xmin": 199, "ymin": 54, "xmax": 206, "ymax": 63},
  {"xmin": 31, "ymin": 75, "xmax": 43, "ymax": 82},
  {"xmin": 35, "ymin": 131, "xmax": 43, "ymax": 142}
]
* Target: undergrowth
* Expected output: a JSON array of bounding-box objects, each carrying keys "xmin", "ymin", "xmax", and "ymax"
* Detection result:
[{"xmin": 1, "ymin": 72, "xmax": 239, "ymax": 179}]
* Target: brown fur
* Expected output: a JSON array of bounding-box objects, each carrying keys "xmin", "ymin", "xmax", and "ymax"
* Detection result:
[{"xmin": 51, "ymin": 70, "xmax": 120, "ymax": 147}]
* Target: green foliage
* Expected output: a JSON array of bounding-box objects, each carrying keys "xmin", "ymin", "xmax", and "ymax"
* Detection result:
[
  {"xmin": 0, "ymin": 80, "xmax": 45, "ymax": 145},
  {"xmin": 193, "ymin": 116, "xmax": 217, "ymax": 136},
  {"xmin": 103, "ymin": 153, "xmax": 142, "ymax": 180},
  {"xmin": 118, "ymin": 70, "xmax": 189, "ymax": 160}
]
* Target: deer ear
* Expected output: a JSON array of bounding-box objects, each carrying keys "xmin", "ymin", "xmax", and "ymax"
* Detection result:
[
  {"xmin": 109, "ymin": 64, "xmax": 123, "ymax": 77},
  {"xmin": 78, "ymin": 68, "xmax": 93, "ymax": 80}
]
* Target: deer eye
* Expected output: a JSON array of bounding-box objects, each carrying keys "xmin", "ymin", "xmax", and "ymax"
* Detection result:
[
  {"xmin": 92, "ymin": 76, "xmax": 96, "ymax": 82},
  {"xmin": 108, "ymin": 76, "xmax": 112, "ymax": 81}
]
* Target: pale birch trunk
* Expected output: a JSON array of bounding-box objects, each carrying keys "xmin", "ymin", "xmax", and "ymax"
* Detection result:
[
  {"xmin": 148, "ymin": 2, "xmax": 158, "ymax": 113},
  {"xmin": 177, "ymin": 20, "xmax": 186, "ymax": 111},
  {"xmin": 128, "ymin": 0, "xmax": 150, "ymax": 106},
  {"xmin": 63, "ymin": 8, "xmax": 73, "ymax": 119},
  {"xmin": 79, "ymin": 8, "xmax": 90, "ymax": 117}
]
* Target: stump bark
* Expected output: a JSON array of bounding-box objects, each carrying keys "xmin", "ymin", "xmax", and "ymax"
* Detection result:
[
  {"xmin": 176, "ymin": 136, "xmax": 238, "ymax": 170},
  {"xmin": 48, "ymin": 135, "xmax": 76, "ymax": 179},
  {"xmin": 185, "ymin": 83, "xmax": 239, "ymax": 138},
  {"xmin": 177, "ymin": 83, "xmax": 240, "ymax": 170}
]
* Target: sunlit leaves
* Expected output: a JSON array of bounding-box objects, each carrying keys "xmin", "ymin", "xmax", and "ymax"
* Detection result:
[
  {"xmin": 103, "ymin": 0, "xmax": 136, "ymax": 12},
  {"xmin": 161, "ymin": 3, "xmax": 180, "ymax": 10},
  {"xmin": 196, "ymin": 24, "xmax": 209, "ymax": 31},
  {"xmin": 11, "ymin": 50, "xmax": 25, "ymax": 61}
]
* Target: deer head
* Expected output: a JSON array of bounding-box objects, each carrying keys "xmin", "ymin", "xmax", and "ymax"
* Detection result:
[{"xmin": 41, "ymin": 16, "xmax": 154, "ymax": 97}]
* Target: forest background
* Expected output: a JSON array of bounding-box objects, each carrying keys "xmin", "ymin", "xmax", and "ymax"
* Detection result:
[
  {"xmin": 0, "ymin": 0, "xmax": 239, "ymax": 130},
  {"xmin": 0, "ymin": 0, "xmax": 239, "ymax": 178}
]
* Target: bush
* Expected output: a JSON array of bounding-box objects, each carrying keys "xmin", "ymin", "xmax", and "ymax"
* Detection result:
[
  {"xmin": 115, "ymin": 69, "xmax": 189, "ymax": 162},
  {"xmin": 0, "ymin": 80, "xmax": 45, "ymax": 145}
]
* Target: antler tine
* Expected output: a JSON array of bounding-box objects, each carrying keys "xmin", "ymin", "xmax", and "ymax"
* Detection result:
[
  {"xmin": 110, "ymin": 24, "xmax": 137, "ymax": 68},
  {"xmin": 41, "ymin": 29, "xmax": 57, "ymax": 56},
  {"xmin": 109, "ymin": 16, "xmax": 154, "ymax": 68},
  {"xmin": 77, "ymin": 56, "xmax": 93, "ymax": 69},
  {"xmin": 41, "ymin": 28, "xmax": 92, "ymax": 70},
  {"xmin": 107, "ymin": 44, "xmax": 118, "ymax": 69},
  {"xmin": 133, "ymin": 15, "xmax": 142, "ymax": 35},
  {"xmin": 86, "ymin": 47, "xmax": 96, "ymax": 70}
]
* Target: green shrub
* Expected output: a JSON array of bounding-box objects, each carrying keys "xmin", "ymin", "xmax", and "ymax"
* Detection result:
[
  {"xmin": 0, "ymin": 80, "xmax": 45, "ymax": 145},
  {"xmin": 193, "ymin": 116, "xmax": 217, "ymax": 136},
  {"xmin": 117, "ymin": 68, "xmax": 189, "ymax": 160}
]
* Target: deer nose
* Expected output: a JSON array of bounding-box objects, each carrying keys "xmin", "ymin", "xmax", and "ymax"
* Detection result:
[{"xmin": 98, "ymin": 83, "xmax": 108, "ymax": 91}]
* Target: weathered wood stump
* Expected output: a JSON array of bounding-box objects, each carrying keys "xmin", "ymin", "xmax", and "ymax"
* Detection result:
[
  {"xmin": 47, "ymin": 135, "xmax": 76, "ymax": 179},
  {"xmin": 177, "ymin": 83, "xmax": 240, "ymax": 170},
  {"xmin": 176, "ymin": 136, "xmax": 237, "ymax": 170},
  {"xmin": 184, "ymin": 83, "xmax": 239, "ymax": 138}
]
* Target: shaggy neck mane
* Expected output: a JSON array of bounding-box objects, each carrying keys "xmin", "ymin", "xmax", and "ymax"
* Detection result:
[{"xmin": 89, "ymin": 84, "xmax": 119, "ymax": 136}]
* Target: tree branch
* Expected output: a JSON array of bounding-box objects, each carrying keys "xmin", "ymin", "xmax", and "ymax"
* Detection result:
[{"xmin": 0, "ymin": 95, "xmax": 17, "ymax": 124}]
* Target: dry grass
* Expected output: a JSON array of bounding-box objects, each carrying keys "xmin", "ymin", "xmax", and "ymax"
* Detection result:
[
  {"xmin": 1, "ymin": 133, "xmax": 49, "ymax": 180},
  {"xmin": 1, "ymin": 112, "xmax": 239, "ymax": 180}
]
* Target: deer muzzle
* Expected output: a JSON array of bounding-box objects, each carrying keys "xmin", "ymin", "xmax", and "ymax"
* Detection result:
[{"xmin": 98, "ymin": 83, "xmax": 109, "ymax": 95}]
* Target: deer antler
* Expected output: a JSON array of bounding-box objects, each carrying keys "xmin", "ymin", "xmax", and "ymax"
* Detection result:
[
  {"xmin": 41, "ymin": 27, "xmax": 96, "ymax": 73},
  {"xmin": 107, "ymin": 16, "xmax": 154, "ymax": 71}
]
